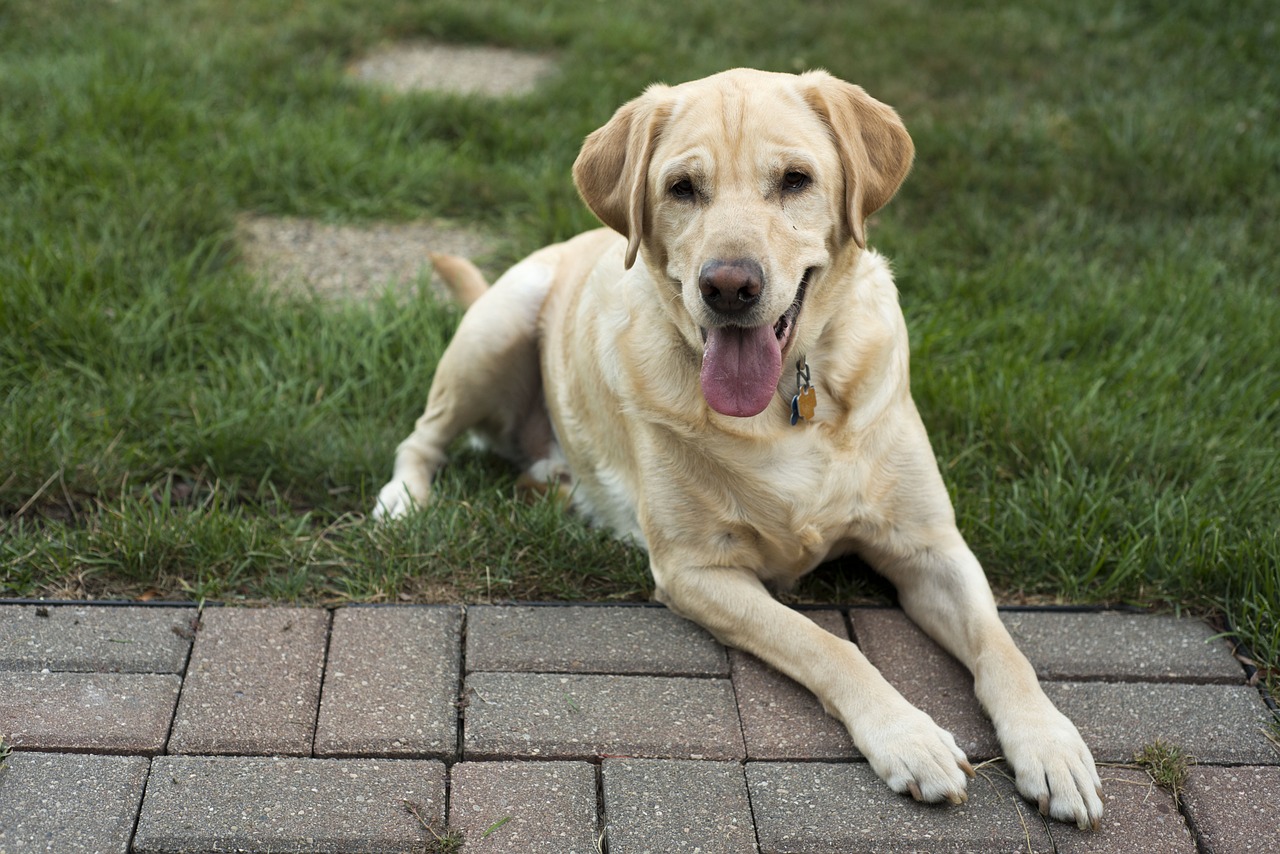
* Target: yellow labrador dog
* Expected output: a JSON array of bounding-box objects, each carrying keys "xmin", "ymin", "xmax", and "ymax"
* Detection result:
[{"xmin": 376, "ymin": 68, "xmax": 1103, "ymax": 829}]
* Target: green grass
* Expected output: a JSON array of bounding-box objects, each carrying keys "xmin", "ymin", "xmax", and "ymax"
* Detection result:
[{"xmin": 0, "ymin": 1, "xmax": 1276, "ymax": 683}]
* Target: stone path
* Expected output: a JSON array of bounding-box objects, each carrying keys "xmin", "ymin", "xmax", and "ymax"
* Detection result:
[
  {"xmin": 239, "ymin": 41, "xmax": 555, "ymax": 302},
  {"xmin": 1, "ymin": 602, "xmax": 1277, "ymax": 852}
]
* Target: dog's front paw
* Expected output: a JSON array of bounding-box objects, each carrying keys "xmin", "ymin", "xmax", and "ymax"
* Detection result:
[
  {"xmin": 857, "ymin": 705, "xmax": 975, "ymax": 805},
  {"xmin": 372, "ymin": 478, "xmax": 428, "ymax": 521},
  {"xmin": 1000, "ymin": 708, "xmax": 1103, "ymax": 830}
]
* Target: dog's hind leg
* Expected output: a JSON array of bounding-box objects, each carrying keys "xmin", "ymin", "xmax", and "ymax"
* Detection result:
[{"xmin": 373, "ymin": 254, "xmax": 556, "ymax": 520}]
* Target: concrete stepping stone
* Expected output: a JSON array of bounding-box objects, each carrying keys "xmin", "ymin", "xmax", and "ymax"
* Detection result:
[
  {"xmin": 237, "ymin": 214, "xmax": 495, "ymax": 301},
  {"xmin": 347, "ymin": 42, "xmax": 556, "ymax": 97}
]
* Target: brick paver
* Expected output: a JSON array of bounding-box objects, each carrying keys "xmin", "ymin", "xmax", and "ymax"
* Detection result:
[
  {"xmin": 1181, "ymin": 765, "xmax": 1280, "ymax": 853},
  {"xmin": 603, "ymin": 759, "xmax": 757, "ymax": 854},
  {"xmin": 0, "ymin": 605, "xmax": 195, "ymax": 673},
  {"xmin": 463, "ymin": 671, "xmax": 745, "ymax": 760},
  {"xmin": 1052, "ymin": 766, "xmax": 1196, "ymax": 853},
  {"xmin": 132, "ymin": 756, "xmax": 446, "ymax": 854},
  {"xmin": 0, "ymin": 602, "xmax": 1273, "ymax": 853},
  {"xmin": 1043, "ymin": 681, "xmax": 1275, "ymax": 763},
  {"xmin": 449, "ymin": 760, "xmax": 599, "ymax": 853},
  {"xmin": 852, "ymin": 607, "xmax": 1001, "ymax": 760},
  {"xmin": 748, "ymin": 761, "xmax": 1211, "ymax": 854},
  {"xmin": 732, "ymin": 609, "xmax": 858, "ymax": 760},
  {"xmin": 0, "ymin": 671, "xmax": 180, "ymax": 754},
  {"xmin": 747, "ymin": 760, "xmax": 1051, "ymax": 853},
  {"xmin": 168, "ymin": 607, "xmax": 328, "ymax": 756},
  {"xmin": 466, "ymin": 604, "xmax": 728, "ymax": 675},
  {"xmin": 0, "ymin": 751, "xmax": 151, "ymax": 854},
  {"xmin": 315, "ymin": 605, "xmax": 461, "ymax": 759},
  {"xmin": 1001, "ymin": 610, "xmax": 1242, "ymax": 683}
]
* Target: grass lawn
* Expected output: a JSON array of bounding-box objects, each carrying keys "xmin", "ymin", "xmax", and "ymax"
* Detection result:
[{"xmin": 1, "ymin": 1, "xmax": 1276, "ymax": 679}]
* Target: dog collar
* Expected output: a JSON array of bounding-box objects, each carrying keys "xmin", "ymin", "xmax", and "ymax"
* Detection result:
[{"xmin": 790, "ymin": 358, "xmax": 817, "ymax": 425}]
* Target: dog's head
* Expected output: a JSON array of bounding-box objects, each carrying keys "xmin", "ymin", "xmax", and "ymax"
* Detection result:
[{"xmin": 574, "ymin": 69, "xmax": 913, "ymax": 418}]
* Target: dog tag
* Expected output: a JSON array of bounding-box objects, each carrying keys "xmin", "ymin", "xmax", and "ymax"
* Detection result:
[
  {"xmin": 790, "ymin": 358, "xmax": 817, "ymax": 425},
  {"xmin": 796, "ymin": 385, "xmax": 817, "ymax": 420}
]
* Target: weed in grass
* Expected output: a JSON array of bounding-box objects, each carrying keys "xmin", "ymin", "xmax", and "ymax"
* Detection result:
[{"xmin": 1133, "ymin": 739, "xmax": 1193, "ymax": 805}]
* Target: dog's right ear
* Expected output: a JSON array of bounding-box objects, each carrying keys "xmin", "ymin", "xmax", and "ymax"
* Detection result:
[{"xmin": 573, "ymin": 85, "xmax": 671, "ymax": 269}]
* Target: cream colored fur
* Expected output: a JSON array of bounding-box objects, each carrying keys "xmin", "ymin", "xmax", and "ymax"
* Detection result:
[{"xmin": 375, "ymin": 68, "xmax": 1103, "ymax": 828}]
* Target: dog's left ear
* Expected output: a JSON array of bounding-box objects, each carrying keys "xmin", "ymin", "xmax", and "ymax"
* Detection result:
[
  {"xmin": 573, "ymin": 84, "xmax": 671, "ymax": 269},
  {"xmin": 802, "ymin": 72, "xmax": 914, "ymax": 249}
]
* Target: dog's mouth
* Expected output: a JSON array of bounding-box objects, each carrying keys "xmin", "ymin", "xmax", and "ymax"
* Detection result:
[
  {"xmin": 699, "ymin": 267, "xmax": 814, "ymax": 418},
  {"xmin": 772, "ymin": 268, "xmax": 811, "ymax": 353}
]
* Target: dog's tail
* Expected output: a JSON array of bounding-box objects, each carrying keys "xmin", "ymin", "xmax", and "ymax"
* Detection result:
[{"xmin": 428, "ymin": 251, "xmax": 489, "ymax": 309}]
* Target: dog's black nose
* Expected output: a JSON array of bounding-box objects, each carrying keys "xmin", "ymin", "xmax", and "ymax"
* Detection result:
[{"xmin": 699, "ymin": 259, "xmax": 763, "ymax": 314}]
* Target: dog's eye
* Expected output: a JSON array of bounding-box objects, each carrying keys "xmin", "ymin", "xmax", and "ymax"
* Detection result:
[
  {"xmin": 782, "ymin": 171, "xmax": 811, "ymax": 192},
  {"xmin": 670, "ymin": 178, "xmax": 696, "ymax": 199}
]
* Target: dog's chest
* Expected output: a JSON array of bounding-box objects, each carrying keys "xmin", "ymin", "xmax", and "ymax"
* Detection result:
[
  {"xmin": 632, "ymin": 422, "xmax": 881, "ymax": 579},
  {"xmin": 744, "ymin": 429, "xmax": 874, "ymax": 572}
]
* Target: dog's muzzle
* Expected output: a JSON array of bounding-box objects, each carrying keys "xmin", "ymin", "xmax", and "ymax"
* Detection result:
[{"xmin": 697, "ymin": 266, "xmax": 814, "ymax": 418}]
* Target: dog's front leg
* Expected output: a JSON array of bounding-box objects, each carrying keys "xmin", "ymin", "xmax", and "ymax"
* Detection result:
[
  {"xmin": 653, "ymin": 562, "xmax": 974, "ymax": 804},
  {"xmin": 868, "ymin": 535, "xmax": 1104, "ymax": 829}
]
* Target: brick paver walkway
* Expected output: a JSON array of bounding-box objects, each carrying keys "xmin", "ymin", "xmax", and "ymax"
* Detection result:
[{"xmin": 1, "ymin": 602, "xmax": 1276, "ymax": 852}]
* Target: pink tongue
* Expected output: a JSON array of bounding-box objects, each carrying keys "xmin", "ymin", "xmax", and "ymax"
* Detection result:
[{"xmin": 699, "ymin": 325, "xmax": 782, "ymax": 417}]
